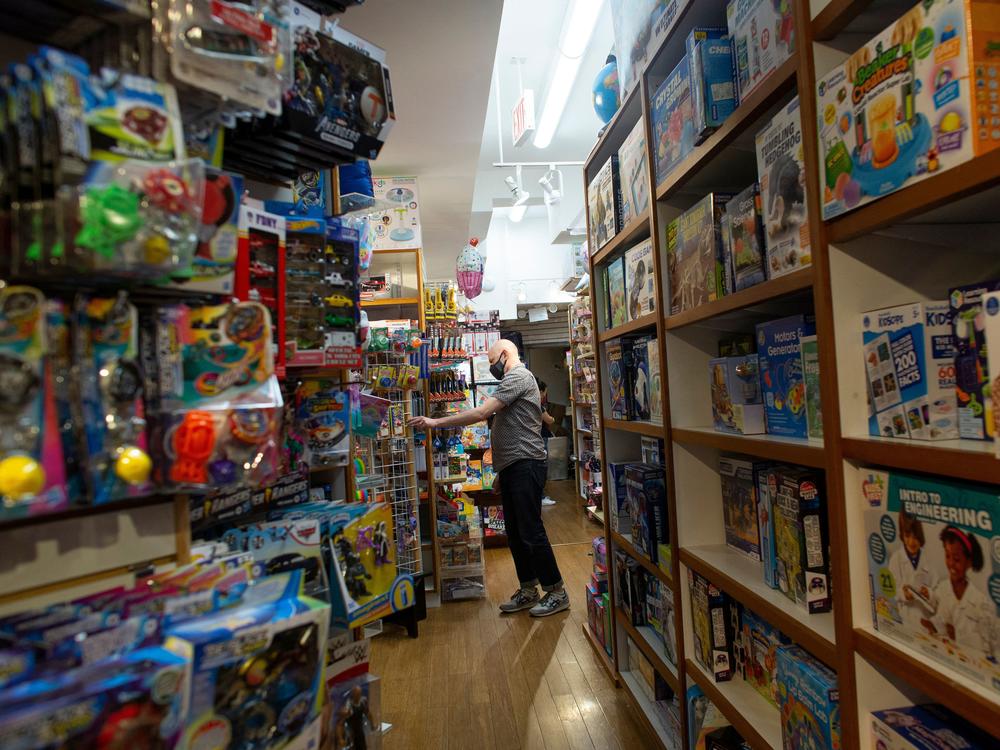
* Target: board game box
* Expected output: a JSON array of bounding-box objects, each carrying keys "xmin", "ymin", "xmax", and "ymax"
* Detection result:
[
  {"xmin": 861, "ymin": 301, "xmax": 957, "ymax": 441},
  {"xmin": 709, "ymin": 354, "xmax": 766, "ymax": 435},
  {"xmin": 689, "ymin": 569, "xmax": 735, "ymax": 682},
  {"xmin": 588, "ymin": 155, "xmax": 621, "ymax": 252},
  {"xmin": 755, "ymin": 96, "xmax": 811, "ymax": 279},
  {"xmin": 608, "ymin": 461, "xmax": 632, "ymax": 533},
  {"xmin": 776, "ymin": 645, "xmax": 840, "ymax": 750},
  {"xmin": 725, "ymin": 184, "xmax": 767, "ymax": 292},
  {"xmin": 648, "ymin": 336, "xmax": 663, "ymax": 425},
  {"xmin": 625, "ymin": 238, "xmax": 656, "ymax": 321},
  {"xmin": 726, "ymin": 0, "xmax": 795, "ymax": 101},
  {"xmin": 816, "ymin": 0, "xmax": 1000, "ymax": 220},
  {"xmin": 720, "ymin": 455, "xmax": 762, "ymax": 560},
  {"xmin": 632, "ymin": 335, "xmax": 654, "ymax": 421},
  {"xmin": 984, "ymin": 290, "xmax": 1000, "ymax": 456},
  {"xmin": 687, "ymin": 28, "xmax": 738, "ymax": 143},
  {"xmin": 861, "ymin": 468, "xmax": 1000, "ymax": 697},
  {"xmin": 607, "ymin": 340, "xmax": 634, "ymax": 420},
  {"xmin": 669, "ymin": 192, "xmax": 732, "ymax": 316},
  {"xmin": 627, "ymin": 463, "xmax": 668, "ymax": 564},
  {"xmin": 618, "ymin": 119, "xmax": 650, "ymax": 227},
  {"xmin": 607, "ymin": 256, "xmax": 628, "ymax": 328},
  {"xmin": 774, "ymin": 467, "xmax": 831, "ymax": 612},
  {"xmin": 737, "ymin": 607, "xmax": 789, "ymax": 708},
  {"xmin": 950, "ymin": 281, "xmax": 1000, "ymax": 441},
  {"xmin": 757, "ymin": 463, "xmax": 779, "ymax": 589},
  {"xmin": 799, "ymin": 335, "xmax": 823, "ymax": 440},
  {"xmin": 756, "ymin": 314, "xmax": 813, "ymax": 438},
  {"xmin": 651, "ymin": 53, "xmax": 696, "ymax": 185},
  {"xmin": 871, "ymin": 703, "xmax": 998, "ymax": 750}
]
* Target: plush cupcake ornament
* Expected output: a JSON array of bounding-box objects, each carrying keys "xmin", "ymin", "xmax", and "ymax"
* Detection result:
[{"xmin": 456, "ymin": 237, "xmax": 484, "ymax": 299}]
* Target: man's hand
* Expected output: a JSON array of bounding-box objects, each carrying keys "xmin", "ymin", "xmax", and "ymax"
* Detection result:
[{"xmin": 408, "ymin": 415, "xmax": 437, "ymax": 430}]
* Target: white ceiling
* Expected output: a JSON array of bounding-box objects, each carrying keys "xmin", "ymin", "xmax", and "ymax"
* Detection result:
[{"xmin": 341, "ymin": 0, "xmax": 504, "ymax": 279}]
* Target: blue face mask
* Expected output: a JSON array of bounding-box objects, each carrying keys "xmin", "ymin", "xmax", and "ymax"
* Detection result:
[{"xmin": 490, "ymin": 354, "xmax": 506, "ymax": 381}]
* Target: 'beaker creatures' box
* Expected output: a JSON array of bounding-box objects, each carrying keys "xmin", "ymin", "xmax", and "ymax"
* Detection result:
[
  {"xmin": 951, "ymin": 280, "xmax": 1000, "ymax": 441},
  {"xmin": 817, "ymin": 1, "xmax": 1000, "ymax": 220},
  {"xmin": 861, "ymin": 468, "xmax": 1000, "ymax": 697},
  {"xmin": 756, "ymin": 314, "xmax": 813, "ymax": 438},
  {"xmin": 861, "ymin": 301, "xmax": 957, "ymax": 440}
]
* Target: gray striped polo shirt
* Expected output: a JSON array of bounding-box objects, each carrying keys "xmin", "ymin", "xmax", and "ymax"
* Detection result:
[{"xmin": 491, "ymin": 364, "xmax": 547, "ymax": 473}]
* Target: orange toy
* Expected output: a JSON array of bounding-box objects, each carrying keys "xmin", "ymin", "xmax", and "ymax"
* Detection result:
[{"xmin": 170, "ymin": 410, "xmax": 216, "ymax": 484}]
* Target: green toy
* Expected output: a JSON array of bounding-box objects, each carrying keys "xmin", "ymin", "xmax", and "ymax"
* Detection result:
[{"xmin": 74, "ymin": 184, "xmax": 143, "ymax": 259}]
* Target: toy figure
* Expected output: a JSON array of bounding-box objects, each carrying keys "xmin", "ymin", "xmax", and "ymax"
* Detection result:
[
  {"xmin": 335, "ymin": 535, "xmax": 372, "ymax": 599},
  {"xmin": 343, "ymin": 684, "xmax": 374, "ymax": 750},
  {"xmin": 372, "ymin": 521, "xmax": 390, "ymax": 565}
]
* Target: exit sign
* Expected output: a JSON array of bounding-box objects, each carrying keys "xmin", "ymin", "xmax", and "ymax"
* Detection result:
[{"xmin": 512, "ymin": 90, "xmax": 536, "ymax": 147}]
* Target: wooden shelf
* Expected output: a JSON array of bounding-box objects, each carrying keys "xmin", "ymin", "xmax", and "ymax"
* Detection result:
[
  {"xmin": 811, "ymin": 0, "xmax": 877, "ymax": 41},
  {"xmin": 685, "ymin": 658, "xmax": 781, "ymax": 750},
  {"xmin": 604, "ymin": 419, "xmax": 664, "ymax": 438},
  {"xmin": 0, "ymin": 494, "xmax": 177, "ymax": 533},
  {"xmin": 671, "ymin": 427, "xmax": 825, "ymax": 467},
  {"xmin": 654, "ymin": 54, "xmax": 799, "ymax": 204},
  {"xmin": 361, "ymin": 297, "xmax": 421, "ymax": 307},
  {"xmin": 680, "ymin": 545, "xmax": 836, "ymax": 669},
  {"xmin": 618, "ymin": 670, "xmax": 675, "ymax": 750},
  {"xmin": 825, "ymin": 148, "xmax": 1000, "ymax": 243},
  {"xmin": 611, "ymin": 530, "xmax": 673, "ymax": 588},
  {"xmin": 598, "ymin": 311, "xmax": 658, "ymax": 342},
  {"xmin": 591, "ymin": 208, "xmax": 652, "ymax": 267},
  {"xmin": 582, "ymin": 622, "xmax": 619, "ymax": 687},
  {"xmin": 664, "ymin": 267, "xmax": 813, "ymax": 330},
  {"xmin": 615, "ymin": 609, "xmax": 679, "ymax": 692},
  {"xmin": 854, "ymin": 627, "xmax": 1000, "ymax": 734},
  {"xmin": 436, "ymin": 475, "xmax": 469, "ymax": 484},
  {"xmin": 842, "ymin": 435, "xmax": 1000, "ymax": 484}
]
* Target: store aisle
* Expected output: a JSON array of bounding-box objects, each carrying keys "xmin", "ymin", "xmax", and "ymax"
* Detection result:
[{"xmin": 372, "ymin": 480, "xmax": 654, "ymax": 750}]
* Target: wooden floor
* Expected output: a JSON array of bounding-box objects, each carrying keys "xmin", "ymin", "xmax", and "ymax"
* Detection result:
[{"xmin": 372, "ymin": 479, "xmax": 657, "ymax": 750}]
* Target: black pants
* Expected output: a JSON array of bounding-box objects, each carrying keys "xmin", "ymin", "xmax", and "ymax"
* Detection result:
[{"xmin": 498, "ymin": 458, "xmax": 563, "ymax": 590}]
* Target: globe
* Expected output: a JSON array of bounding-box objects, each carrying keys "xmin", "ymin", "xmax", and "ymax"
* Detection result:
[{"xmin": 592, "ymin": 57, "xmax": 620, "ymax": 124}]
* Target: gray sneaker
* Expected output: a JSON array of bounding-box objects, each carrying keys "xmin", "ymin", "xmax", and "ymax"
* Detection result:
[
  {"xmin": 499, "ymin": 587, "xmax": 539, "ymax": 613},
  {"xmin": 529, "ymin": 590, "xmax": 570, "ymax": 617}
]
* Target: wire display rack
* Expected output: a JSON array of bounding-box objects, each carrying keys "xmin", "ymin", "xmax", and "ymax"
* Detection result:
[{"xmin": 357, "ymin": 350, "xmax": 422, "ymax": 576}]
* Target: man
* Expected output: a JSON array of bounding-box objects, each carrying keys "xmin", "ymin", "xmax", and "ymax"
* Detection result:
[
  {"xmin": 536, "ymin": 378, "xmax": 557, "ymax": 506},
  {"xmin": 408, "ymin": 339, "xmax": 568, "ymax": 616}
]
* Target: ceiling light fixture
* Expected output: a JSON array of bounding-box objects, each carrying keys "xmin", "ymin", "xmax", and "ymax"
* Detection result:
[
  {"xmin": 533, "ymin": 0, "xmax": 604, "ymax": 149},
  {"xmin": 508, "ymin": 165, "xmax": 530, "ymax": 223},
  {"xmin": 539, "ymin": 165, "xmax": 563, "ymax": 205},
  {"xmin": 517, "ymin": 283, "xmax": 527, "ymax": 302}
]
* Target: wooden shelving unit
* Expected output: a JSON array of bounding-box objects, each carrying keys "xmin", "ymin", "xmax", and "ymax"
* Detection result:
[{"xmin": 581, "ymin": 0, "xmax": 1000, "ymax": 746}]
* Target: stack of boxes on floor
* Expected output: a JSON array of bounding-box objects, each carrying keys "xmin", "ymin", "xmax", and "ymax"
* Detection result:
[{"xmin": 587, "ymin": 536, "xmax": 612, "ymax": 656}]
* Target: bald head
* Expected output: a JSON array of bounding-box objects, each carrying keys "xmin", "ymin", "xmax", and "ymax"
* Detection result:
[{"xmin": 487, "ymin": 339, "xmax": 520, "ymax": 372}]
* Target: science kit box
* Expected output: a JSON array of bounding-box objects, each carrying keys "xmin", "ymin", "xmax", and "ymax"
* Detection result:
[
  {"xmin": 651, "ymin": 53, "xmax": 696, "ymax": 185},
  {"xmin": 608, "ymin": 461, "xmax": 632, "ymax": 533},
  {"xmin": 983, "ymin": 290, "xmax": 1000, "ymax": 455},
  {"xmin": 861, "ymin": 468, "xmax": 1000, "ymax": 697},
  {"xmin": 950, "ymin": 281, "xmax": 1000, "ymax": 441},
  {"xmin": 756, "ymin": 314, "xmax": 814, "ymax": 438},
  {"xmin": 774, "ymin": 467, "xmax": 831, "ymax": 612},
  {"xmin": 689, "ymin": 569, "xmax": 735, "ymax": 682},
  {"xmin": 861, "ymin": 301, "xmax": 957, "ymax": 441},
  {"xmin": 871, "ymin": 703, "xmax": 998, "ymax": 750},
  {"xmin": 755, "ymin": 96, "xmax": 811, "ymax": 279},
  {"xmin": 725, "ymin": 184, "xmax": 767, "ymax": 291},
  {"xmin": 609, "ymin": 0, "xmax": 684, "ymax": 97},
  {"xmin": 627, "ymin": 463, "xmax": 668, "ymax": 563},
  {"xmin": 626, "ymin": 238, "xmax": 656, "ymax": 321},
  {"xmin": 632, "ymin": 335, "xmax": 654, "ymax": 421},
  {"xmin": 607, "ymin": 255, "xmax": 628, "ymax": 328},
  {"xmin": 800, "ymin": 335, "xmax": 823, "ymax": 440},
  {"xmin": 776, "ymin": 645, "xmax": 840, "ymax": 750},
  {"xmin": 687, "ymin": 28, "xmax": 738, "ymax": 143},
  {"xmin": 588, "ymin": 155, "xmax": 621, "ymax": 252},
  {"xmin": 720, "ymin": 455, "xmax": 762, "ymax": 560},
  {"xmin": 737, "ymin": 607, "xmax": 790, "ymax": 708},
  {"xmin": 607, "ymin": 339, "xmax": 634, "ymax": 420},
  {"xmin": 648, "ymin": 337, "xmax": 663, "ymax": 425},
  {"xmin": 756, "ymin": 463, "xmax": 779, "ymax": 589},
  {"xmin": 669, "ymin": 192, "xmax": 732, "ymax": 316},
  {"xmin": 618, "ymin": 119, "xmax": 650, "ymax": 227},
  {"xmin": 727, "ymin": 0, "xmax": 795, "ymax": 100},
  {"xmin": 816, "ymin": 0, "xmax": 1000, "ymax": 220},
  {"xmin": 709, "ymin": 354, "xmax": 766, "ymax": 435}
]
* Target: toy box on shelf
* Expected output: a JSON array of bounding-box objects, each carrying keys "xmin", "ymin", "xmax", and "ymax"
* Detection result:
[
  {"xmin": 625, "ymin": 238, "xmax": 656, "ymax": 321},
  {"xmin": 871, "ymin": 703, "xmax": 998, "ymax": 750},
  {"xmin": 668, "ymin": 192, "xmax": 733, "ymax": 316},
  {"xmin": 724, "ymin": 184, "xmax": 766, "ymax": 292},
  {"xmin": 607, "ymin": 339, "xmax": 634, "ymax": 420},
  {"xmin": 651, "ymin": 53, "xmax": 696, "ymax": 185},
  {"xmin": 627, "ymin": 463, "xmax": 668, "ymax": 564},
  {"xmin": 950, "ymin": 281, "xmax": 1000, "ymax": 441},
  {"xmin": 328, "ymin": 673, "xmax": 383, "ymax": 750},
  {"xmin": 608, "ymin": 0, "xmax": 681, "ymax": 97},
  {"xmin": 776, "ymin": 645, "xmax": 840, "ymax": 750},
  {"xmin": 736, "ymin": 606, "xmax": 789, "ymax": 708},
  {"xmin": 726, "ymin": 0, "xmax": 795, "ymax": 101},
  {"xmin": 689, "ymin": 569, "xmax": 735, "ymax": 682},
  {"xmin": 631, "ymin": 335, "xmax": 657, "ymax": 422},
  {"xmin": 618, "ymin": 120, "xmax": 650, "ymax": 227},
  {"xmin": 755, "ymin": 97, "xmax": 811, "ymax": 279},
  {"xmin": 773, "ymin": 467, "xmax": 831, "ymax": 613},
  {"xmin": 816, "ymin": 0, "xmax": 1000, "ymax": 220},
  {"xmin": 861, "ymin": 301, "xmax": 956, "ymax": 440},
  {"xmin": 235, "ymin": 205, "xmax": 287, "ymax": 377},
  {"xmin": 800, "ymin": 335, "xmax": 823, "ymax": 440},
  {"xmin": 687, "ymin": 28, "xmax": 738, "ymax": 144},
  {"xmin": 588, "ymin": 156, "xmax": 621, "ymax": 253},
  {"xmin": 756, "ymin": 314, "xmax": 814, "ymax": 439},
  {"xmin": 756, "ymin": 463, "xmax": 779, "ymax": 589},
  {"xmin": 861, "ymin": 468, "xmax": 1000, "ymax": 697},
  {"xmin": 295, "ymin": 379, "xmax": 352, "ymax": 468},
  {"xmin": 720, "ymin": 455, "xmax": 762, "ymax": 561},
  {"xmin": 710, "ymin": 354, "xmax": 766, "ymax": 435},
  {"xmin": 606, "ymin": 255, "xmax": 628, "ymax": 328}
]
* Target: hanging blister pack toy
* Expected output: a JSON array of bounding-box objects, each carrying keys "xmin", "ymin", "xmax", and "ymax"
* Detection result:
[
  {"xmin": 0, "ymin": 286, "xmax": 68, "ymax": 518},
  {"xmin": 76, "ymin": 294, "xmax": 154, "ymax": 504}
]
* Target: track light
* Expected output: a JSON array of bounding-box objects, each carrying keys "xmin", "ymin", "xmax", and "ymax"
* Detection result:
[
  {"xmin": 539, "ymin": 166, "xmax": 563, "ymax": 205},
  {"xmin": 507, "ymin": 166, "xmax": 530, "ymax": 222}
]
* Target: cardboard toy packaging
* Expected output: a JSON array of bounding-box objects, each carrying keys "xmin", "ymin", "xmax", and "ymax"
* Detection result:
[
  {"xmin": 709, "ymin": 354, "xmax": 766, "ymax": 435},
  {"xmin": 799, "ymin": 335, "xmax": 823, "ymax": 440},
  {"xmin": 720, "ymin": 455, "xmax": 762, "ymax": 560},
  {"xmin": 686, "ymin": 27, "xmax": 737, "ymax": 143},
  {"xmin": 651, "ymin": 53, "xmax": 696, "ymax": 185},
  {"xmin": 738, "ymin": 608, "xmax": 790, "ymax": 708},
  {"xmin": 871, "ymin": 703, "xmax": 998, "ymax": 750},
  {"xmin": 727, "ymin": 0, "xmax": 795, "ymax": 101},
  {"xmin": 689, "ymin": 569, "xmax": 735, "ymax": 682},
  {"xmin": 588, "ymin": 155, "xmax": 622, "ymax": 251},
  {"xmin": 631, "ymin": 335, "xmax": 654, "ymax": 421},
  {"xmin": 756, "ymin": 314, "xmax": 814, "ymax": 438},
  {"xmin": 816, "ymin": 0, "xmax": 1000, "ymax": 220},
  {"xmin": 648, "ymin": 336, "xmax": 663, "ymax": 424},
  {"xmin": 627, "ymin": 463, "xmax": 668, "ymax": 563},
  {"xmin": 607, "ymin": 256, "xmax": 628, "ymax": 328},
  {"xmin": 774, "ymin": 467, "xmax": 831, "ymax": 613},
  {"xmin": 618, "ymin": 119, "xmax": 650, "ymax": 226},
  {"xmin": 983, "ymin": 290, "xmax": 1000, "ymax": 455},
  {"xmin": 607, "ymin": 339, "xmax": 635, "ymax": 420},
  {"xmin": 725, "ymin": 184, "xmax": 767, "ymax": 291},
  {"xmin": 607, "ymin": 461, "xmax": 632, "ymax": 533},
  {"xmin": 625, "ymin": 238, "xmax": 656, "ymax": 321},
  {"xmin": 776, "ymin": 645, "xmax": 840, "ymax": 750},
  {"xmin": 861, "ymin": 468, "xmax": 1000, "ymax": 698},
  {"xmin": 861, "ymin": 301, "xmax": 956, "ymax": 440},
  {"xmin": 950, "ymin": 281, "xmax": 1000, "ymax": 441},
  {"xmin": 669, "ymin": 193, "xmax": 733, "ymax": 315},
  {"xmin": 756, "ymin": 463, "xmax": 779, "ymax": 589}
]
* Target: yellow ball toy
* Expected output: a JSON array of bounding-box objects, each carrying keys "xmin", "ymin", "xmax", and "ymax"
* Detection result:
[
  {"xmin": 115, "ymin": 446, "xmax": 152, "ymax": 485},
  {"xmin": 0, "ymin": 455, "xmax": 46, "ymax": 499}
]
